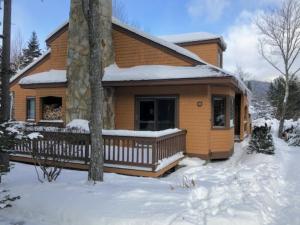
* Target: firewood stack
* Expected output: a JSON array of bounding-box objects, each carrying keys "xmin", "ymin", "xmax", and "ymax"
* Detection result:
[{"xmin": 43, "ymin": 104, "xmax": 62, "ymax": 120}]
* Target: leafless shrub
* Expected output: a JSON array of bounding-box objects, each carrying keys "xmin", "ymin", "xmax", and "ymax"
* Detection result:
[{"xmin": 30, "ymin": 135, "xmax": 70, "ymax": 183}]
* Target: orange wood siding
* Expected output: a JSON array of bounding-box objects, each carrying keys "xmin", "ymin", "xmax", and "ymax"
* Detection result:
[
  {"xmin": 180, "ymin": 43, "xmax": 220, "ymax": 67},
  {"xmin": 49, "ymin": 30, "xmax": 68, "ymax": 70},
  {"xmin": 113, "ymin": 28, "xmax": 193, "ymax": 68},
  {"xmin": 10, "ymin": 26, "xmax": 195, "ymax": 122},
  {"xmin": 209, "ymin": 86, "xmax": 235, "ymax": 154},
  {"xmin": 9, "ymin": 23, "xmax": 249, "ymax": 160},
  {"xmin": 115, "ymin": 85, "xmax": 236, "ymax": 158},
  {"xmin": 11, "ymin": 86, "xmax": 66, "ymax": 122}
]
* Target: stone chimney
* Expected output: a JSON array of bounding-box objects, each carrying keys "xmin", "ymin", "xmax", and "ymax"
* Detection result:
[{"xmin": 66, "ymin": 0, "xmax": 115, "ymax": 129}]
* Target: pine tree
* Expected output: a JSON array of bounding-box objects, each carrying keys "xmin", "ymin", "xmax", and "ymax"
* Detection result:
[
  {"xmin": 248, "ymin": 123, "xmax": 275, "ymax": 155},
  {"xmin": 268, "ymin": 77, "xmax": 300, "ymax": 120},
  {"xmin": 20, "ymin": 32, "xmax": 42, "ymax": 69}
]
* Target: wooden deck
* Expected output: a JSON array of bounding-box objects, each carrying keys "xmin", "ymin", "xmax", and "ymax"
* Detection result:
[{"xmin": 10, "ymin": 129, "xmax": 187, "ymax": 177}]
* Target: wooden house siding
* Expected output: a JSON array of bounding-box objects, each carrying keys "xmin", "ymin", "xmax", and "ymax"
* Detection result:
[
  {"xmin": 180, "ymin": 43, "xmax": 221, "ymax": 67},
  {"xmin": 9, "ymin": 22, "xmax": 251, "ymax": 161},
  {"xmin": 114, "ymin": 84, "xmax": 238, "ymax": 159},
  {"xmin": 10, "ymin": 26, "xmax": 196, "ymax": 122},
  {"xmin": 113, "ymin": 28, "xmax": 194, "ymax": 67}
]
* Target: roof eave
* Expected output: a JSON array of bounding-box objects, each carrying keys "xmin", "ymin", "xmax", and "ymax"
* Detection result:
[
  {"xmin": 19, "ymin": 82, "xmax": 67, "ymax": 89},
  {"xmin": 102, "ymin": 76, "xmax": 236, "ymax": 87},
  {"xmin": 177, "ymin": 38, "xmax": 227, "ymax": 51}
]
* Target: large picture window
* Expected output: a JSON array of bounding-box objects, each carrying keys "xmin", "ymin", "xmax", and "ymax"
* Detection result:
[
  {"xmin": 26, "ymin": 97, "xmax": 36, "ymax": 121},
  {"xmin": 212, "ymin": 96, "xmax": 226, "ymax": 128},
  {"xmin": 136, "ymin": 96, "xmax": 178, "ymax": 131}
]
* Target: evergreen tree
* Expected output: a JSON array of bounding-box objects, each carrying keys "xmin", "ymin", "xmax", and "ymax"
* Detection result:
[
  {"xmin": 268, "ymin": 77, "xmax": 300, "ymax": 120},
  {"xmin": 248, "ymin": 123, "xmax": 275, "ymax": 155},
  {"xmin": 20, "ymin": 32, "xmax": 42, "ymax": 69}
]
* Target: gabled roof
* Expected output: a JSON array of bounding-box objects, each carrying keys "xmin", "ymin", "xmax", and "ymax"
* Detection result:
[
  {"xmin": 10, "ymin": 17, "xmax": 250, "ymax": 95},
  {"xmin": 45, "ymin": 17, "xmax": 207, "ymax": 65},
  {"xmin": 10, "ymin": 49, "xmax": 51, "ymax": 84},
  {"xmin": 159, "ymin": 32, "xmax": 227, "ymax": 50}
]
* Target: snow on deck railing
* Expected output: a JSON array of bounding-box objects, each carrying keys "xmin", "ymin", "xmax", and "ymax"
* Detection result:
[{"xmin": 17, "ymin": 122, "xmax": 187, "ymax": 173}]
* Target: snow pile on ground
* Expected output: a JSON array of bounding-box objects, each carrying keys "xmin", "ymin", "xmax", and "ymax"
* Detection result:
[{"xmin": 0, "ymin": 120, "xmax": 299, "ymax": 225}]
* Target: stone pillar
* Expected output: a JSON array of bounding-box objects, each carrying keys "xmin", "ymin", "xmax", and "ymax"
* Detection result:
[
  {"xmin": 66, "ymin": 0, "xmax": 90, "ymax": 122},
  {"xmin": 66, "ymin": 0, "xmax": 115, "ymax": 129},
  {"xmin": 99, "ymin": 0, "xmax": 115, "ymax": 129}
]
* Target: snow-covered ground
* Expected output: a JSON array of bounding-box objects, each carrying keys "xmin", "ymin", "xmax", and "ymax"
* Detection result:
[{"xmin": 0, "ymin": 122, "xmax": 299, "ymax": 225}]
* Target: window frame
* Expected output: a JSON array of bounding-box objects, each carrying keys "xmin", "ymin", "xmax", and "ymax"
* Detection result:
[
  {"xmin": 26, "ymin": 96, "xmax": 36, "ymax": 121},
  {"xmin": 135, "ymin": 95, "xmax": 179, "ymax": 131},
  {"xmin": 211, "ymin": 95, "xmax": 235, "ymax": 130}
]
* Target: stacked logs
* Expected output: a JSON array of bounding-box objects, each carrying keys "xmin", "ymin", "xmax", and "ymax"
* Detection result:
[{"xmin": 43, "ymin": 104, "xmax": 62, "ymax": 120}]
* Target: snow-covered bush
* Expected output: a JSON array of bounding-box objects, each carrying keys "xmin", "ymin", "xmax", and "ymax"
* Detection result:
[
  {"xmin": 0, "ymin": 122, "xmax": 27, "ymax": 177},
  {"xmin": 248, "ymin": 119, "xmax": 275, "ymax": 155},
  {"xmin": 0, "ymin": 123, "xmax": 25, "ymax": 209},
  {"xmin": 285, "ymin": 122, "xmax": 300, "ymax": 146}
]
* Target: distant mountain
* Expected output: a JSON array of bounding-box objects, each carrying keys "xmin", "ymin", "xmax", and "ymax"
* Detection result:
[
  {"xmin": 248, "ymin": 80, "xmax": 274, "ymax": 120},
  {"xmin": 248, "ymin": 80, "xmax": 270, "ymax": 98}
]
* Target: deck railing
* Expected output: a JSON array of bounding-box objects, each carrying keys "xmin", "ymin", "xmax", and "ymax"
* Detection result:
[{"xmin": 12, "ymin": 129, "xmax": 187, "ymax": 171}]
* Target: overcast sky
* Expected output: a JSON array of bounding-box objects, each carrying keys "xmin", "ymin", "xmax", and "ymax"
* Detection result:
[{"xmin": 4, "ymin": 0, "xmax": 288, "ymax": 81}]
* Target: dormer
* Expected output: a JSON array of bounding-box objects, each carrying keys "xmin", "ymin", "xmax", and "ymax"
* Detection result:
[{"xmin": 160, "ymin": 32, "xmax": 226, "ymax": 68}]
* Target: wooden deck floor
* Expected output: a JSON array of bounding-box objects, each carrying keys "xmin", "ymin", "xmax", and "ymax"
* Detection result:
[{"xmin": 10, "ymin": 154, "xmax": 182, "ymax": 177}]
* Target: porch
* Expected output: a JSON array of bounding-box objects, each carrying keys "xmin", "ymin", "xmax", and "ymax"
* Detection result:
[{"xmin": 10, "ymin": 128, "xmax": 186, "ymax": 177}]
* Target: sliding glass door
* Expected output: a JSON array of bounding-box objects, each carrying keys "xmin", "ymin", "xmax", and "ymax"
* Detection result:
[{"xmin": 136, "ymin": 96, "xmax": 178, "ymax": 131}]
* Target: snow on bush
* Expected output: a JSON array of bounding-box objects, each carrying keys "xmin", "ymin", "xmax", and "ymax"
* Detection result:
[
  {"xmin": 248, "ymin": 119, "xmax": 275, "ymax": 154},
  {"xmin": 279, "ymin": 119, "xmax": 300, "ymax": 146}
]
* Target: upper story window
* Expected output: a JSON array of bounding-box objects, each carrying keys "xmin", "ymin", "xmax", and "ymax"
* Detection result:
[
  {"xmin": 212, "ymin": 96, "xmax": 226, "ymax": 128},
  {"xmin": 26, "ymin": 97, "xmax": 36, "ymax": 121}
]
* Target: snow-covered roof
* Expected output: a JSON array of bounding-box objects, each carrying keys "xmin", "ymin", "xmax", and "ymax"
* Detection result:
[
  {"xmin": 19, "ymin": 70, "xmax": 67, "ymax": 85},
  {"xmin": 45, "ymin": 17, "xmax": 206, "ymax": 65},
  {"xmin": 10, "ymin": 49, "xmax": 51, "ymax": 84},
  {"xmin": 111, "ymin": 18, "xmax": 206, "ymax": 64},
  {"xmin": 45, "ymin": 20, "xmax": 68, "ymax": 42},
  {"xmin": 103, "ymin": 64, "xmax": 250, "ymax": 95},
  {"xmin": 104, "ymin": 64, "xmax": 223, "ymax": 81},
  {"xmin": 159, "ymin": 32, "xmax": 227, "ymax": 49}
]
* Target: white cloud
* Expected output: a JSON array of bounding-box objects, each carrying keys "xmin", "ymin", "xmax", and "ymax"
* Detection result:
[
  {"xmin": 186, "ymin": 0, "xmax": 230, "ymax": 22},
  {"xmin": 223, "ymin": 10, "xmax": 283, "ymax": 82}
]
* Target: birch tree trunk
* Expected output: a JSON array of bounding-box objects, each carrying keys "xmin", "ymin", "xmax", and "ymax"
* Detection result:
[
  {"xmin": 278, "ymin": 78, "xmax": 289, "ymax": 137},
  {"xmin": 0, "ymin": 0, "xmax": 12, "ymax": 122},
  {"xmin": 256, "ymin": 0, "xmax": 300, "ymax": 138}
]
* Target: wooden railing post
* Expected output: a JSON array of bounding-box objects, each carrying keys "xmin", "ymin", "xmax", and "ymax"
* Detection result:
[
  {"xmin": 84, "ymin": 134, "xmax": 90, "ymax": 164},
  {"xmin": 152, "ymin": 139, "xmax": 157, "ymax": 171}
]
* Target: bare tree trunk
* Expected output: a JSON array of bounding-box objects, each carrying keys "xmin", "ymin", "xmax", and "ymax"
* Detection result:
[
  {"xmin": 82, "ymin": 0, "xmax": 113, "ymax": 182},
  {"xmin": 278, "ymin": 78, "xmax": 289, "ymax": 137},
  {"xmin": 0, "ymin": 0, "xmax": 12, "ymax": 122}
]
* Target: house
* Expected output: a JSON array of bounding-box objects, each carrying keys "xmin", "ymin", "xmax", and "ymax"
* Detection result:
[{"xmin": 9, "ymin": 18, "xmax": 251, "ymax": 176}]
